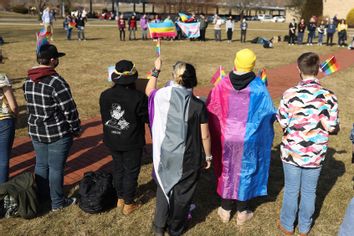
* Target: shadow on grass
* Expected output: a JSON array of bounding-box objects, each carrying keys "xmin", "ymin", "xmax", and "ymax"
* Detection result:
[{"xmin": 313, "ymin": 147, "xmax": 346, "ymax": 223}]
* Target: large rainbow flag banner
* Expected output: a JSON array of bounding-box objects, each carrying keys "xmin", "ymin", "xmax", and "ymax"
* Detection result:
[
  {"xmin": 320, "ymin": 56, "xmax": 339, "ymax": 75},
  {"xmin": 176, "ymin": 22, "xmax": 200, "ymax": 38},
  {"xmin": 210, "ymin": 66, "xmax": 226, "ymax": 86},
  {"xmin": 178, "ymin": 13, "xmax": 192, "ymax": 22},
  {"xmin": 206, "ymin": 75, "xmax": 276, "ymax": 201},
  {"xmin": 148, "ymin": 21, "xmax": 177, "ymax": 38}
]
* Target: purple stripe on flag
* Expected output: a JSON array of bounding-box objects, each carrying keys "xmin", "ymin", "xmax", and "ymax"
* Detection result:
[
  {"xmin": 148, "ymin": 89, "xmax": 158, "ymax": 128},
  {"xmin": 222, "ymin": 85, "xmax": 250, "ymax": 199}
]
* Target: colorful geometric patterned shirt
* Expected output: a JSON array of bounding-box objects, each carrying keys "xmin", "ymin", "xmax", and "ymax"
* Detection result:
[{"xmin": 277, "ymin": 78, "xmax": 339, "ymax": 168}]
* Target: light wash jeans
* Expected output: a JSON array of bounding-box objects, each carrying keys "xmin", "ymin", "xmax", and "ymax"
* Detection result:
[
  {"xmin": 339, "ymin": 198, "xmax": 354, "ymax": 236},
  {"xmin": 32, "ymin": 135, "xmax": 73, "ymax": 209},
  {"xmin": 280, "ymin": 162, "xmax": 322, "ymax": 234}
]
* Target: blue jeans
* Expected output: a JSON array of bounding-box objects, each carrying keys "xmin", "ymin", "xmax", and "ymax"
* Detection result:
[
  {"xmin": 280, "ymin": 162, "xmax": 322, "ymax": 234},
  {"xmin": 318, "ymin": 33, "xmax": 324, "ymax": 44},
  {"xmin": 32, "ymin": 135, "xmax": 73, "ymax": 209},
  {"xmin": 339, "ymin": 198, "xmax": 354, "ymax": 236},
  {"xmin": 297, "ymin": 32, "xmax": 304, "ymax": 45},
  {"xmin": 0, "ymin": 118, "xmax": 15, "ymax": 184},
  {"xmin": 66, "ymin": 28, "xmax": 72, "ymax": 40},
  {"xmin": 307, "ymin": 31, "xmax": 315, "ymax": 44}
]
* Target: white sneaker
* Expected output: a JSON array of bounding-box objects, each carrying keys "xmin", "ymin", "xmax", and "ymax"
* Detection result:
[
  {"xmin": 217, "ymin": 207, "xmax": 231, "ymax": 223},
  {"xmin": 236, "ymin": 210, "xmax": 254, "ymax": 225}
]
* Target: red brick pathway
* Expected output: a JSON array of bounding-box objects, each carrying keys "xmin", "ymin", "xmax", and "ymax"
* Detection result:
[{"xmin": 10, "ymin": 49, "xmax": 354, "ymax": 186}]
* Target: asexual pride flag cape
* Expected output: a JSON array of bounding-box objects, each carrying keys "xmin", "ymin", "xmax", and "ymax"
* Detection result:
[
  {"xmin": 148, "ymin": 83, "xmax": 192, "ymax": 201},
  {"xmin": 206, "ymin": 75, "xmax": 275, "ymax": 201}
]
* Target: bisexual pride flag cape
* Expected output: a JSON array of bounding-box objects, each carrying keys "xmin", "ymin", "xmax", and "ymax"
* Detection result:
[
  {"xmin": 206, "ymin": 75, "xmax": 276, "ymax": 201},
  {"xmin": 177, "ymin": 22, "xmax": 200, "ymax": 38},
  {"xmin": 148, "ymin": 21, "xmax": 177, "ymax": 38}
]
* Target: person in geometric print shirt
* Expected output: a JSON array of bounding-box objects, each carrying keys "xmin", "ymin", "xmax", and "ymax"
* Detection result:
[{"xmin": 276, "ymin": 52, "xmax": 339, "ymax": 236}]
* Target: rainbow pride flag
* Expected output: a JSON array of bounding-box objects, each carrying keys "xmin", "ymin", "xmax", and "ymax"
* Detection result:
[
  {"xmin": 36, "ymin": 28, "xmax": 51, "ymax": 53},
  {"xmin": 259, "ymin": 68, "xmax": 268, "ymax": 86},
  {"xmin": 178, "ymin": 13, "xmax": 191, "ymax": 22},
  {"xmin": 148, "ymin": 21, "xmax": 177, "ymax": 38},
  {"xmin": 210, "ymin": 66, "xmax": 226, "ymax": 86},
  {"xmin": 320, "ymin": 56, "xmax": 339, "ymax": 75}
]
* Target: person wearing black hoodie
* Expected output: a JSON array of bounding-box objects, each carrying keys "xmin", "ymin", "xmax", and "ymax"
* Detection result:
[
  {"xmin": 23, "ymin": 44, "xmax": 81, "ymax": 211},
  {"xmin": 207, "ymin": 49, "xmax": 276, "ymax": 225},
  {"xmin": 99, "ymin": 60, "xmax": 148, "ymax": 215}
]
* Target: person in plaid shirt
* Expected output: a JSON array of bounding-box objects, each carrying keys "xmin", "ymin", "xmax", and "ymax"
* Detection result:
[
  {"xmin": 23, "ymin": 44, "xmax": 81, "ymax": 211},
  {"xmin": 276, "ymin": 52, "xmax": 339, "ymax": 236}
]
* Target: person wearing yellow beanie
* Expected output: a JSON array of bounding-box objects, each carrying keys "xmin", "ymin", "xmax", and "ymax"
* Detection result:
[
  {"xmin": 234, "ymin": 48, "xmax": 256, "ymax": 73},
  {"xmin": 206, "ymin": 48, "xmax": 275, "ymax": 225}
]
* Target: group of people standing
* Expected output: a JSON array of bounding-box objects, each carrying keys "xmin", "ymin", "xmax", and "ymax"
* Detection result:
[
  {"xmin": 288, "ymin": 16, "xmax": 349, "ymax": 47},
  {"xmin": 213, "ymin": 15, "xmax": 248, "ymax": 43},
  {"xmin": 0, "ymin": 37, "xmax": 349, "ymax": 235},
  {"xmin": 63, "ymin": 10, "xmax": 87, "ymax": 41}
]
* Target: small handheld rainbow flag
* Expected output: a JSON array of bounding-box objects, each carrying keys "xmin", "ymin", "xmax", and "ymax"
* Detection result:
[
  {"xmin": 320, "ymin": 56, "xmax": 339, "ymax": 75},
  {"xmin": 210, "ymin": 66, "xmax": 226, "ymax": 86},
  {"xmin": 36, "ymin": 28, "xmax": 51, "ymax": 53},
  {"xmin": 259, "ymin": 68, "xmax": 268, "ymax": 86},
  {"xmin": 178, "ymin": 13, "xmax": 191, "ymax": 22},
  {"xmin": 156, "ymin": 39, "xmax": 161, "ymax": 57}
]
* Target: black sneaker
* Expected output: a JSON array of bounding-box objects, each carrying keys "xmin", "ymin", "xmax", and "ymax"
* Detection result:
[{"xmin": 52, "ymin": 197, "xmax": 77, "ymax": 212}]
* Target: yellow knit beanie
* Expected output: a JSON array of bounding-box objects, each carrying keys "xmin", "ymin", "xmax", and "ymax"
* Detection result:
[{"xmin": 234, "ymin": 49, "xmax": 256, "ymax": 72}]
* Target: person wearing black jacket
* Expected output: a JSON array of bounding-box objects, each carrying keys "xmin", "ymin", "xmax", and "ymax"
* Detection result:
[
  {"xmin": 99, "ymin": 60, "xmax": 148, "ymax": 216},
  {"xmin": 297, "ymin": 19, "xmax": 306, "ymax": 45},
  {"xmin": 288, "ymin": 19, "xmax": 297, "ymax": 45},
  {"xmin": 76, "ymin": 13, "xmax": 86, "ymax": 41},
  {"xmin": 307, "ymin": 18, "xmax": 317, "ymax": 45}
]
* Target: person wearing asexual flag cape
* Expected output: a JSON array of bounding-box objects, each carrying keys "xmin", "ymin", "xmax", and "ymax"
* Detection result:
[
  {"xmin": 206, "ymin": 49, "xmax": 276, "ymax": 225},
  {"xmin": 146, "ymin": 58, "xmax": 212, "ymax": 236}
]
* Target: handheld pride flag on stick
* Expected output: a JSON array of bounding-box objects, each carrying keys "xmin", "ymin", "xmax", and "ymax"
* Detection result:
[
  {"xmin": 259, "ymin": 68, "xmax": 268, "ymax": 86},
  {"xmin": 156, "ymin": 39, "xmax": 161, "ymax": 57},
  {"xmin": 210, "ymin": 66, "xmax": 226, "ymax": 86},
  {"xmin": 178, "ymin": 13, "xmax": 192, "ymax": 22},
  {"xmin": 36, "ymin": 28, "xmax": 51, "ymax": 53},
  {"xmin": 320, "ymin": 56, "xmax": 339, "ymax": 75}
]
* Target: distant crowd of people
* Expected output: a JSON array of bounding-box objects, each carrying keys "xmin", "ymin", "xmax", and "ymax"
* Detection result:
[{"xmin": 288, "ymin": 15, "xmax": 350, "ymax": 47}]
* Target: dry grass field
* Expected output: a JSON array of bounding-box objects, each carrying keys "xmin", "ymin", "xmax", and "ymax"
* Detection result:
[{"xmin": 0, "ymin": 13, "xmax": 353, "ymax": 236}]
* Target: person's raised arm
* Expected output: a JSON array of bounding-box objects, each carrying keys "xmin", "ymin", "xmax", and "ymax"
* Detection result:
[
  {"xmin": 145, "ymin": 57, "xmax": 162, "ymax": 97},
  {"xmin": 3, "ymin": 86, "xmax": 18, "ymax": 117}
]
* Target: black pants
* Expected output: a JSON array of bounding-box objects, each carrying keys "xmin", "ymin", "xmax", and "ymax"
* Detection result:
[
  {"xmin": 221, "ymin": 198, "xmax": 250, "ymax": 212},
  {"xmin": 241, "ymin": 30, "xmax": 247, "ymax": 43},
  {"xmin": 227, "ymin": 28, "xmax": 233, "ymax": 41},
  {"xmin": 200, "ymin": 29, "xmax": 206, "ymax": 41},
  {"xmin": 289, "ymin": 33, "xmax": 296, "ymax": 44},
  {"xmin": 111, "ymin": 148, "xmax": 142, "ymax": 204},
  {"xmin": 119, "ymin": 29, "xmax": 125, "ymax": 41},
  {"xmin": 327, "ymin": 34, "xmax": 334, "ymax": 46},
  {"xmin": 154, "ymin": 171, "xmax": 199, "ymax": 236}
]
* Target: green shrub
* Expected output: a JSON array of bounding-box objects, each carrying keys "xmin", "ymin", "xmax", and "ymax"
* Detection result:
[
  {"xmin": 347, "ymin": 8, "xmax": 354, "ymax": 27},
  {"xmin": 11, "ymin": 5, "xmax": 28, "ymax": 14}
]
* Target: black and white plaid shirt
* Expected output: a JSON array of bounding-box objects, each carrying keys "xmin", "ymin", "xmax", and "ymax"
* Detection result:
[{"xmin": 23, "ymin": 74, "xmax": 81, "ymax": 143}]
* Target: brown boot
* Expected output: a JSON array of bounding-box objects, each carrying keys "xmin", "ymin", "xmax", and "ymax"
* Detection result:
[
  {"xmin": 122, "ymin": 202, "xmax": 141, "ymax": 215},
  {"xmin": 276, "ymin": 220, "xmax": 294, "ymax": 235},
  {"xmin": 117, "ymin": 199, "xmax": 125, "ymax": 209}
]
